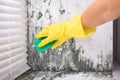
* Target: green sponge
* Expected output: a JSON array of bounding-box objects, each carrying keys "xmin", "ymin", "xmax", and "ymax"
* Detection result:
[{"xmin": 33, "ymin": 37, "xmax": 56, "ymax": 53}]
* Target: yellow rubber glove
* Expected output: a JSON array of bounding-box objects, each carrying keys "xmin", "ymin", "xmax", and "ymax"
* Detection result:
[{"xmin": 36, "ymin": 13, "xmax": 96, "ymax": 49}]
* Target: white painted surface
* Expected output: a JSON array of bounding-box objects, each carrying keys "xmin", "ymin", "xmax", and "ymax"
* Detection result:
[{"xmin": 27, "ymin": 0, "xmax": 113, "ymax": 72}]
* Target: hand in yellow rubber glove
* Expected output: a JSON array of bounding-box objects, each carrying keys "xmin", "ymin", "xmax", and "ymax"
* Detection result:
[{"xmin": 36, "ymin": 13, "xmax": 96, "ymax": 49}]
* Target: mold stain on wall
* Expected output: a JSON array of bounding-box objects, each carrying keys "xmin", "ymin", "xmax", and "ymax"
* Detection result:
[{"xmin": 27, "ymin": 0, "xmax": 113, "ymax": 73}]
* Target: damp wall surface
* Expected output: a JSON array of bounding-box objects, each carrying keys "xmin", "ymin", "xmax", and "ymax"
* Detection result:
[{"xmin": 27, "ymin": 0, "xmax": 113, "ymax": 72}]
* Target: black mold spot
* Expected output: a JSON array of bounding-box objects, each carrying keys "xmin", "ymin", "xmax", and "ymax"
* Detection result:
[
  {"xmin": 82, "ymin": 49, "xmax": 84, "ymax": 54},
  {"xmin": 59, "ymin": 9, "xmax": 65, "ymax": 15},
  {"xmin": 37, "ymin": 11, "xmax": 43, "ymax": 19},
  {"xmin": 31, "ymin": 11, "xmax": 34, "ymax": 18},
  {"xmin": 43, "ymin": 0, "xmax": 47, "ymax": 2},
  {"xmin": 48, "ymin": 0, "xmax": 51, "ymax": 5}
]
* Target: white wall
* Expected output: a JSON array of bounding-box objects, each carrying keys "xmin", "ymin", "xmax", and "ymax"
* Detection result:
[{"xmin": 27, "ymin": 0, "xmax": 113, "ymax": 72}]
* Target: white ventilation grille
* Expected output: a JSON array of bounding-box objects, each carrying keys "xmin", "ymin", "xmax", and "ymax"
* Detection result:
[{"xmin": 0, "ymin": 0, "xmax": 30, "ymax": 80}]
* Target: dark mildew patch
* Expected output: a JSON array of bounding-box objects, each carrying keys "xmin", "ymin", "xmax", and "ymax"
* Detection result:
[
  {"xmin": 43, "ymin": 0, "xmax": 47, "ymax": 3},
  {"xmin": 37, "ymin": 11, "xmax": 43, "ymax": 19},
  {"xmin": 59, "ymin": 9, "xmax": 65, "ymax": 15}
]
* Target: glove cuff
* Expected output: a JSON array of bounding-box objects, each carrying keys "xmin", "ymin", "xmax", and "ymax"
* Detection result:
[{"xmin": 66, "ymin": 13, "xmax": 96, "ymax": 38}]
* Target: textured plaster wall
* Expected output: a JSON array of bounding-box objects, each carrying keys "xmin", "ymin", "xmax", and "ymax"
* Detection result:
[{"xmin": 27, "ymin": 0, "xmax": 113, "ymax": 72}]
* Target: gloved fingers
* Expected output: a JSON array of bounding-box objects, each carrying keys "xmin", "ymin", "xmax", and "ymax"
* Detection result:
[
  {"xmin": 35, "ymin": 26, "xmax": 49, "ymax": 39},
  {"xmin": 51, "ymin": 40, "xmax": 64, "ymax": 49},
  {"xmin": 38, "ymin": 36, "xmax": 55, "ymax": 47},
  {"xmin": 36, "ymin": 31, "xmax": 48, "ymax": 39}
]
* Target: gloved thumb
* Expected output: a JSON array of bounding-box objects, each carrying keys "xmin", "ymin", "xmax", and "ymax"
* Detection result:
[{"xmin": 38, "ymin": 37, "xmax": 53, "ymax": 47}]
